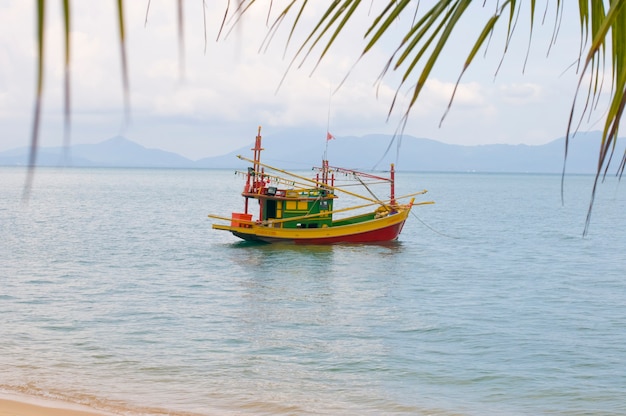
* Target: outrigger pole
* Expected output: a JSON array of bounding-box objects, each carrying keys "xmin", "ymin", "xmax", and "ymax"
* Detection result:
[
  {"xmin": 237, "ymin": 154, "xmax": 405, "ymax": 206},
  {"xmin": 208, "ymin": 192, "xmax": 433, "ymax": 226},
  {"xmin": 209, "ymin": 126, "xmax": 431, "ymax": 243}
]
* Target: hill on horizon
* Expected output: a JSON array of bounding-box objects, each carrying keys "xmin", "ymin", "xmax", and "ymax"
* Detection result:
[{"xmin": 0, "ymin": 131, "xmax": 623, "ymax": 174}]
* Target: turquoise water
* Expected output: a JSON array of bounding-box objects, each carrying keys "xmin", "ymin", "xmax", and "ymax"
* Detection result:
[{"xmin": 0, "ymin": 167, "xmax": 624, "ymax": 415}]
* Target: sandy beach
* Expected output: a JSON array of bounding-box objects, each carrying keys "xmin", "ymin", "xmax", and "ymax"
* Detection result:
[{"xmin": 0, "ymin": 395, "xmax": 107, "ymax": 416}]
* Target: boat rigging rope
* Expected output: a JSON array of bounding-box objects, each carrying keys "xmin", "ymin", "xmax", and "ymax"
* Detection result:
[
  {"xmin": 410, "ymin": 211, "xmax": 461, "ymax": 239},
  {"xmin": 354, "ymin": 174, "xmax": 386, "ymax": 207}
]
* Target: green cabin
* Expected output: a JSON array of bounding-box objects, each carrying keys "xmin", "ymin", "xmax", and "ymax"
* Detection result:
[{"xmin": 260, "ymin": 188, "xmax": 335, "ymax": 229}]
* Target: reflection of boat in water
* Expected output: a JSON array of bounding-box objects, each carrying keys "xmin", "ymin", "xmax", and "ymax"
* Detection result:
[{"xmin": 208, "ymin": 127, "xmax": 433, "ymax": 244}]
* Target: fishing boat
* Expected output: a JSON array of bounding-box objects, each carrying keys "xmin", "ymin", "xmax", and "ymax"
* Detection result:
[{"xmin": 208, "ymin": 127, "xmax": 432, "ymax": 244}]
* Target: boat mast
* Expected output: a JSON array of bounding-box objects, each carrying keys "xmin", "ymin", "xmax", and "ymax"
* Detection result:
[
  {"xmin": 244, "ymin": 126, "xmax": 264, "ymax": 215},
  {"xmin": 252, "ymin": 126, "xmax": 263, "ymax": 184},
  {"xmin": 321, "ymin": 160, "xmax": 329, "ymax": 187}
]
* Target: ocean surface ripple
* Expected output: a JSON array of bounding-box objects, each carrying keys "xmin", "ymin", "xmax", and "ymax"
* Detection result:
[{"xmin": 1, "ymin": 167, "xmax": 624, "ymax": 415}]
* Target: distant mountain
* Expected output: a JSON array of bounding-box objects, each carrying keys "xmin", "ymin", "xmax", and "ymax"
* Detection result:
[
  {"xmin": 194, "ymin": 128, "xmax": 324, "ymax": 170},
  {"xmin": 1, "ymin": 131, "xmax": 623, "ymax": 174},
  {"xmin": 195, "ymin": 130, "xmax": 623, "ymax": 174},
  {"xmin": 0, "ymin": 136, "xmax": 195, "ymax": 168}
]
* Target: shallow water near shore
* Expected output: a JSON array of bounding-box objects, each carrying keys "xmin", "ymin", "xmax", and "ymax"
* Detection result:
[{"xmin": 1, "ymin": 167, "xmax": 625, "ymax": 415}]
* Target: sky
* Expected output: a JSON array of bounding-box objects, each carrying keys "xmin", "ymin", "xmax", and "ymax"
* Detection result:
[{"xmin": 0, "ymin": 1, "xmax": 615, "ymax": 160}]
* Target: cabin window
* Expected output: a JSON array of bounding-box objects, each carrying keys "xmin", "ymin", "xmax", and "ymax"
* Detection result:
[
  {"xmin": 297, "ymin": 201, "xmax": 308, "ymax": 210},
  {"xmin": 320, "ymin": 200, "xmax": 329, "ymax": 210},
  {"xmin": 286, "ymin": 201, "xmax": 297, "ymax": 210}
]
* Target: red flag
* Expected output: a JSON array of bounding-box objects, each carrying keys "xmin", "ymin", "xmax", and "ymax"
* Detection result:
[{"xmin": 326, "ymin": 131, "xmax": 335, "ymax": 141}]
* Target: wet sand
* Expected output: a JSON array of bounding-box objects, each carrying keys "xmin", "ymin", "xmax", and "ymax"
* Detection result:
[{"xmin": 0, "ymin": 395, "xmax": 107, "ymax": 416}]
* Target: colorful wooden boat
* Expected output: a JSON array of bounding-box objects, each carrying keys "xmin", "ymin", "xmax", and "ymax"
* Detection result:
[{"xmin": 208, "ymin": 127, "xmax": 432, "ymax": 244}]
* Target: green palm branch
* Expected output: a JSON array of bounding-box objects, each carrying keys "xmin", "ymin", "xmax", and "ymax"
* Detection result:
[
  {"xmin": 224, "ymin": 0, "xmax": 624, "ymax": 235},
  {"xmin": 29, "ymin": 1, "xmax": 624, "ymax": 236}
]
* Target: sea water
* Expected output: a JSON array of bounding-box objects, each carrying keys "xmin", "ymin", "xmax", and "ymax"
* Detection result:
[{"xmin": 0, "ymin": 167, "xmax": 624, "ymax": 415}]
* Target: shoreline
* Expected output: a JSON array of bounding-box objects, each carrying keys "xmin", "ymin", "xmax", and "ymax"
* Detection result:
[{"xmin": 0, "ymin": 392, "xmax": 108, "ymax": 416}]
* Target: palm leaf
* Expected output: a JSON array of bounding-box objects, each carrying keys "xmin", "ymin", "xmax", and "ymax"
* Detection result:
[
  {"xmin": 116, "ymin": 0, "xmax": 130, "ymax": 121},
  {"xmin": 24, "ymin": 1, "xmax": 625, "ymax": 235},
  {"xmin": 569, "ymin": 0, "xmax": 626, "ymax": 235},
  {"xmin": 522, "ymin": 0, "xmax": 536, "ymax": 72},
  {"xmin": 62, "ymin": 0, "xmax": 71, "ymax": 151},
  {"xmin": 177, "ymin": 0, "xmax": 185, "ymax": 76},
  {"xmin": 440, "ymin": 11, "xmax": 501, "ymax": 126},
  {"xmin": 24, "ymin": 0, "xmax": 46, "ymax": 201},
  {"xmin": 406, "ymin": 1, "xmax": 472, "ymax": 112}
]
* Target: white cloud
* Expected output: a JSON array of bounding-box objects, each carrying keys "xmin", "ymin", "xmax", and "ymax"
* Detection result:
[{"xmin": 499, "ymin": 83, "xmax": 543, "ymax": 105}]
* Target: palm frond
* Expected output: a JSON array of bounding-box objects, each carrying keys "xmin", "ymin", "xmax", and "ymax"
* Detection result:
[
  {"xmin": 177, "ymin": 0, "xmax": 185, "ymax": 77},
  {"xmin": 116, "ymin": 0, "xmax": 130, "ymax": 123},
  {"xmin": 62, "ymin": 0, "xmax": 71, "ymax": 151},
  {"xmin": 228, "ymin": 0, "xmax": 624, "ymax": 235},
  {"xmin": 24, "ymin": 1, "xmax": 625, "ymax": 235},
  {"xmin": 566, "ymin": 0, "xmax": 625, "ymax": 235},
  {"xmin": 24, "ymin": 0, "xmax": 46, "ymax": 202}
]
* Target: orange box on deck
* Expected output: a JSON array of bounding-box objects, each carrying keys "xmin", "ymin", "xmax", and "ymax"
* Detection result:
[{"xmin": 230, "ymin": 213, "xmax": 252, "ymax": 228}]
